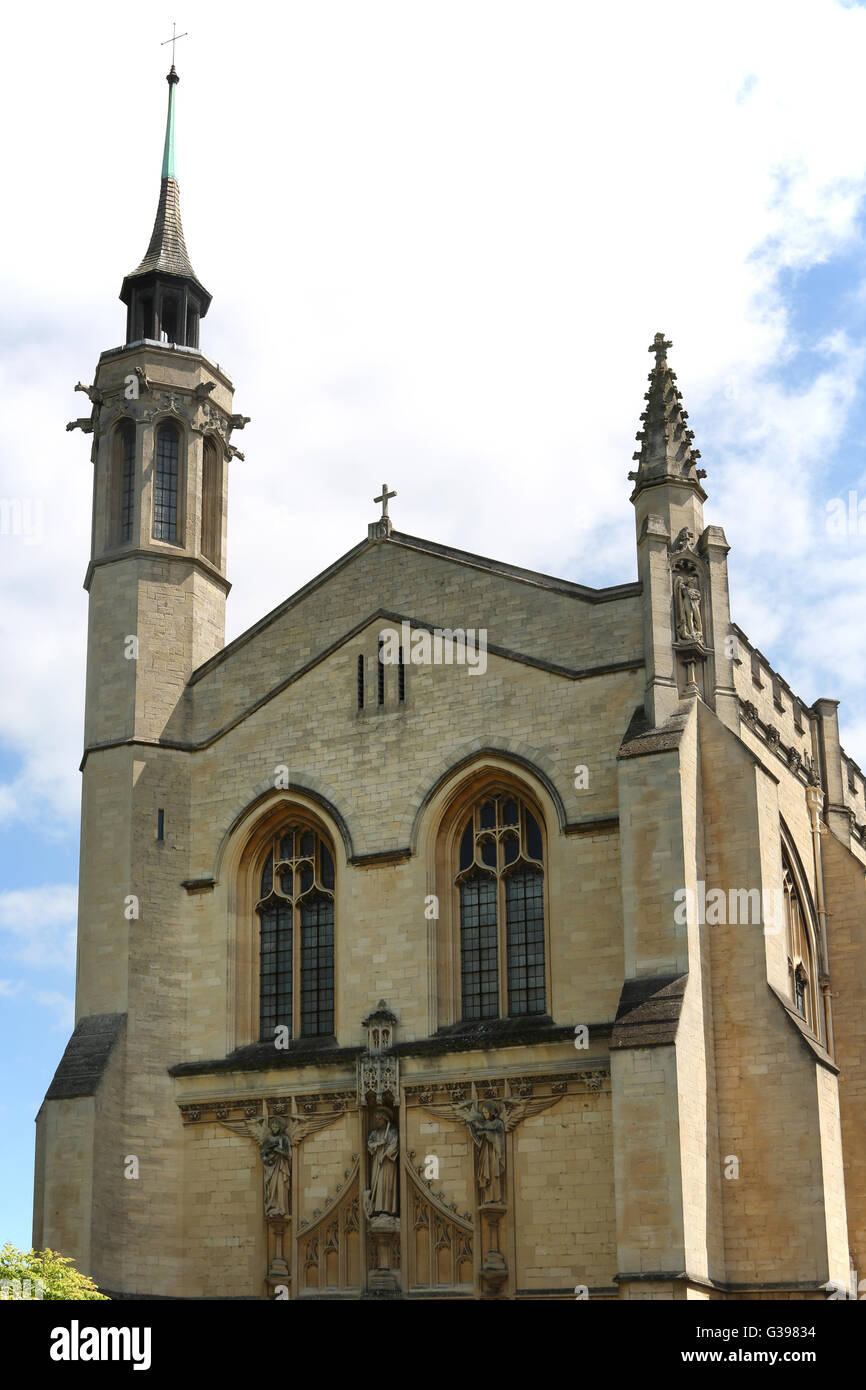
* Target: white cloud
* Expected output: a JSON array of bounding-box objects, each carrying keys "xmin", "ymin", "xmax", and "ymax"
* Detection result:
[
  {"xmin": 30, "ymin": 990, "xmax": 75, "ymax": 1032},
  {"xmin": 2, "ymin": 0, "xmax": 866, "ymax": 835},
  {"xmin": 0, "ymin": 886, "xmax": 78, "ymax": 970},
  {"xmin": 0, "ymin": 979, "xmax": 73, "ymax": 1031}
]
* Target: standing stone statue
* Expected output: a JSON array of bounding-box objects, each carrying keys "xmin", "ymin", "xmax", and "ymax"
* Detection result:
[
  {"xmin": 674, "ymin": 570, "xmax": 703, "ymax": 643},
  {"xmin": 219, "ymin": 1101, "xmax": 340, "ymax": 1221},
  {"xmin": 467, "ymin": 1101, "xmax": 506, "ymax": 1204},
  {"xmin": 365, "ymin": 1107, "xmax": 399, "ymax": 1217},
  {"xmin": 419, "ymin": 1081, "xmax": 563, "ymax": 1208},
  {"xmin": 255, "ymin": 1115, "xmax": 292, "ymax": 1219}
]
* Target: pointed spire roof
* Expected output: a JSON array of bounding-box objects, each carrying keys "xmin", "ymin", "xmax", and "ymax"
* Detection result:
[
  {"xmin": 629, "ymin": 333, "xmax": 707, "ymax": 501},
  {"xmin": 120, "ymin": 66, "xmax": 211, "ymax": 311}
]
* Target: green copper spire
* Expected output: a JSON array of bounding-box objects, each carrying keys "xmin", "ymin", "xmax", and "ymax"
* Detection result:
[
  {"xmin": 161, "ymin": 65, "xmax": 179, "ymax": 180},
  {"xmin": 120, "ymin": 60, "xmax": 211, "ymax": 341}
]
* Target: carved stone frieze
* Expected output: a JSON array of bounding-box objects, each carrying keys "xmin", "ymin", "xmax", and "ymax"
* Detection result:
[
  {"xmin": 403, "ymin": 1068, "xmax": 608, "ymax": 1107},
  {"xmin": 404, "ymin": 1161, "xmax": 473, "ymax": 1291},
  {"xmin": 298, "ymin": 1165, "xmax": 362, "ymax": 1294},
  {"xmin": 357, "ymin": 1000, "xmax": 399, "ymax": 1104},
  {"xmin": 358, "ymin": 1053, "xmax": 399, "ymax": 1104},
  {"xmin": 178, "ymin": 1089, "xmax": 355, "ymax": 1125}
]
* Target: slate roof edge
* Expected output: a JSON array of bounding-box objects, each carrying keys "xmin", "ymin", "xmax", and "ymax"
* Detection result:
[
  {"xmin": 169, "ymin": 1042, "xmax": 364, "ymax": 1077},
  {"xmin": 43, "ymin": 1013, "xmax": 126, "ymax": 1101},
  {"xmin": 169, "ymin": 1020, "xmax": 615, "ymax": 1075},
  {"xmin": 617, "ymin": 705, "xmax": 690, "ymax": 759},
  {"xmin": 389, "ymin": 1019, "xmax": 612, "ymax": 1058},
  {"xmin": 386, "ymin": 532, "xmax": 642, "ymax": 603},
  {"xmin": 610, "ymin": 973, "xmax": 688, "ymax": 1049}
]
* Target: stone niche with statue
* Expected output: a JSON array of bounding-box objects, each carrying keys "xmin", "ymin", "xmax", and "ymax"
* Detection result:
[{"xmin": 177, "ymin": 1002, "xmax": 610, "ymax": 1299}]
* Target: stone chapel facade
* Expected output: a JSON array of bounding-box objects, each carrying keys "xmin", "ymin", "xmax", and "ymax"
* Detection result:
[{"xmin": 33, "ymin": 66, "xmax": 866, "ymax": 1300}]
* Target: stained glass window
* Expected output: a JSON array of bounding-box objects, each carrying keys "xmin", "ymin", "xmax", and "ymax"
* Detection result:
[
  {"xmin": 456, "ymin": 792, "xmax": 545, "ymax": 1020},
  {"xmin": 257, "ymin": 822, "xmax": 336, "ymax": 1040}
]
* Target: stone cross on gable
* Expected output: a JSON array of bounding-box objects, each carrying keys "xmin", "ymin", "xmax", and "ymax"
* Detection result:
[
  {"xmin": 369, "ymin": 484, "xmax": 397, "ymax": 541},
  {"xmin": 374, "ymin": 483, "xmax": 397, "ymax": 520},
  {"xmin": 649, "ymin": 332, "xmax": 673, "ymax": 368}
]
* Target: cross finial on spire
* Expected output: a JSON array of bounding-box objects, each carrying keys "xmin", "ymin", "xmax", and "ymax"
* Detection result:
[
  {"xmin": 161, "ymin": 21, "xmax": 188, "ymax": 68},
  {"xmin": 374, "ymin": 483, "xmax": 397, "ymax": 520},
  {"xmin": 649, "ymin": 332, "xmax": 673, "ymax": 369}
]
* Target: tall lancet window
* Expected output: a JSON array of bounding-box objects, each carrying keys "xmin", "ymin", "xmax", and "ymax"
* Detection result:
[
  {"xmin": 256, "ymin": 822, "xmax": 335, "ymax": 1041},
  {"xmin": 455, "ymin": 792, "xmax": 546, "ymax": 1020},
  {"xmin": 201, "ymin": 436, "xmax": 221, "ymax": 564},
  {"xmin": 782, "ymin": 848, "xmax": 819, "ymax": 1036},
  {"xmin": 153, "ymin": 422, "xmax": 180, "ymax": 542},
  {"xmin": 112, "ymin": 419, "xmax": 136, "ymax": 544}
]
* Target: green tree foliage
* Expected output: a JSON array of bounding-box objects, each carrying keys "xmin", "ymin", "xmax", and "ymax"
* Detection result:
[{"xmin": 0, "ymin": 1244, "xmax": 109, "ymax": 1300}]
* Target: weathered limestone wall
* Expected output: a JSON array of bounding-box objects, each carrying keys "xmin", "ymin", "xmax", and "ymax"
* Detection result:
[
  {"xmin": 700, "ymin": 708, "xmax": 841, "ymax": 1288},
  {"xmin": 821, "ymin": 830, "xmax": 866, "ymax": 1280}
]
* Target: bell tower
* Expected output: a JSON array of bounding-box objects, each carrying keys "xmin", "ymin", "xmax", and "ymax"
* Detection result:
[
  {"xmin": 70, "ymin": 60, "xmax": 250, "ymax": 1024},
  {"xmin": 71, "ymin": 62, "xmax": 249, "ymax": 759},
  {"xmin": 34, "ymin": 62, "xmax": 249, "ymax": 1290}
]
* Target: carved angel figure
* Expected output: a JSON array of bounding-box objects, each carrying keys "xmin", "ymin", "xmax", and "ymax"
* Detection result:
[
  {"xmin": 219, "ymin": 1102, "xmax": 339, "ymax": 1221},
  {"xmin": 420, "ymin": 1084, "xmax": 563, "ymax": 1207},
  {"xmin": 251, "ymin": 1115, "xmax": 292, "ymax": 1218},
  {"xmin": 674, "ymin": 570, "xmax": 703, "ymax": 643},
  {"xmin": 467, "ymin": 1101, "xmax": 506, "ymax": 1203},
  {"xmin": 365, "ymin": 1107, "xmax": 399, "ymax": 1217}
]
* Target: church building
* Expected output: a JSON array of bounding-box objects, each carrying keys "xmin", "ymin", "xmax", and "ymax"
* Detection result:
[{"xmin": 34, "ymin": 64, "xmax": 866, "ymax": 1300}]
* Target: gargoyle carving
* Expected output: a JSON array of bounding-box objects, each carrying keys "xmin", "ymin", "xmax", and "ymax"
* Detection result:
[
  {"xmin": 75, "ymin": 381, "xmax": 103, "ymax": 407},
  {"xmin": 671, "ymin": 526, "xmax": 696, "ymax": 553}
]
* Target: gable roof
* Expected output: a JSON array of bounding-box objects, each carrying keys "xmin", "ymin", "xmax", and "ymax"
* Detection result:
[{"xmin": 190, "ymin": 529, "xmax": 640, "ymax": 686}]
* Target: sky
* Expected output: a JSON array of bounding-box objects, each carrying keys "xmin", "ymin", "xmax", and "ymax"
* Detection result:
[{"xmin": 2, "ymin": 0, "xmax": 866, "ymax": 1250}]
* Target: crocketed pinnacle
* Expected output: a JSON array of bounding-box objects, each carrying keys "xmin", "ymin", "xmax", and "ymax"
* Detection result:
[{"xmin": 629, "ymin": 333, "xmax": 707, "ymax": 500}]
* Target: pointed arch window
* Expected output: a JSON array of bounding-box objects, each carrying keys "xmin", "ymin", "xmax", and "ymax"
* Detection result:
[
  {"xmin": 455, "ymin": 792, "xmax": 546, "ymax": 1020},
  {"xmin": 782, "ymin": 849, "xmax": 819, "ymax": 1035},
  {"xmin": 201, "ymin": 436, "xmax": 221, "ymax": 564},
  {"xmin": 112, "ymin": 419, "xmax": 136, "ymax": 545},
  {"xmin": 153, "ymin": 422, "xmax": 180, "ymax": 542},
  {"xmin": 256, "ymin": 822, "xmax": 335, "ymax": 1041}
]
